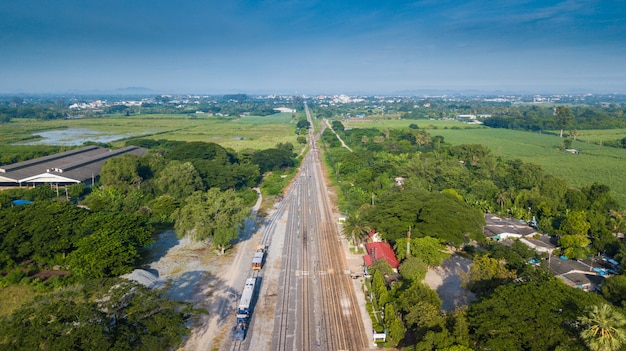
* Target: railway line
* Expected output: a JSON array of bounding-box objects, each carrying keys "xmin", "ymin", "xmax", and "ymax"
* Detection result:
[
  {"xmin": 233, "ymin": 101, "xmax": 368, "ymax": 350},
  {"xmin": 309, "ymin": 148, "xmax": 368, "ymax": 351}
]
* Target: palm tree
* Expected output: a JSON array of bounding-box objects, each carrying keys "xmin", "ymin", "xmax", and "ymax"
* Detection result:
[
  {"xmin": 342, "ymin": 209, "xmax": 371, "ymax": 248},
  {"xmin": 578, "ymin": 304, "xmax": 626, "ymax": 351},
  {"xmin": 495, "ymin": 191, "xmax": 511, "ymax": 212}
]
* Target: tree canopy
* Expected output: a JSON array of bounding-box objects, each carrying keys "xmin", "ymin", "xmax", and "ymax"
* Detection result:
[
  {"xmin": 364, "ymin": 189, "xmax": 484, "ymax": 246},
  {"xmin": 173, "ymin": 188, "xmax": 249, "ymax": 253},
  {"xmin": 0, "ymin": 279, "xmax": 195, "ymax": 351}
]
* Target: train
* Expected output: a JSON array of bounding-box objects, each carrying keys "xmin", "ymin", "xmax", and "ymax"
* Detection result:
[
  {"xmin": 251, "ymin": 245, "xmax": 266, "ymax": 270},
  {"xmin": 233, "ymin": 244, "xmax": 268, "ymax": 342},
  {"xmin": 232, "ymin": 277, "xmax": 257, "ymax": 341},
  {"xmin": 237, "ymin": 277, "xmax": 257, "ymax": 321},
  {"xmin": 232, "ymin": 320, "xmax": 247, "ymax": 341}
]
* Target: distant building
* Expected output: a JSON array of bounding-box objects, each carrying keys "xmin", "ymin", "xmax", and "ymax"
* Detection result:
[
  {"xmin": 0, "ymin": 145, "xmax": 147, "ymax": 187},
  {"xmin": 394, "ymin": 177, "xmax": 405, "ymax": 187},
  {"xmin": 274, "ymin": 107, "xmax": 296, "ymax": 113},
  {"xmin": 457, "ymin": 114, "xmax": 476, "ymax": 121}
]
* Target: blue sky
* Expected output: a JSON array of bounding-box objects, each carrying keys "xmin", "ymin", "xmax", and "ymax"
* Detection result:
[{"xmin": 1, "ymin": 0, "xmax": 625, "ymax": 95}]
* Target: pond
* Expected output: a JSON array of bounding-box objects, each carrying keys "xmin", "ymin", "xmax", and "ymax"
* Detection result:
[{"xmin": 16, "ymin": 128, "xmax": 132, "ymax": 146}]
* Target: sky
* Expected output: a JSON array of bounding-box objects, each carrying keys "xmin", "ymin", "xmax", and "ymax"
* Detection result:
[{"xmin": 1, "ymin": 0, "xmax": 625, "ymax": 95}]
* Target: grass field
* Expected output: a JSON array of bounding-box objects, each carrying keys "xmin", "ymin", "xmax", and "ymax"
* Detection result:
[
  {"xmin": 344, "ymin": 118, "xmax": 626, "ymax": 208},
  {"xmin": 0, "ymin": 113, "xmax": 298, "ymax": 151},
  {"xmin": 0, "ymin": 285, "xmax": 41, "ymax": 317},
  {"xmin": 570, "ymin": 128, "xmax": 626, "ymax": 144}
]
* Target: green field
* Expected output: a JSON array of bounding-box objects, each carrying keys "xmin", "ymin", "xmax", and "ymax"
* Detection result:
[
  {"xmin": 569, "ymin": 128, "xmax": 626, "ymax": 144},
  {"xmin": 344, "ymin": 119, "xmax": 626, "ymax": 208},
  {"xmin": 344, "ymin": 118, "xmax": 474, "ymax": 131},
  {"xmin": 0, "ymin": 113, "xmax": 298, "ymax": 151}
]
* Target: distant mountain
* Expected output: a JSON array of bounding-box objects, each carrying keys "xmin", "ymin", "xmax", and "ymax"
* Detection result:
[
  {"xmin": 61, "ymin": 87, "xmax": 157, "ymax": 95},
  {"xmin": 114, "ymin": 87, "xmax": 156, "ymax": 94}
]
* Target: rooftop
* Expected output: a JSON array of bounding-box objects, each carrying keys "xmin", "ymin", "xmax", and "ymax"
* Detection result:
[{"xmin": 0, "ymin": 145, "xmax": 146, "ymax": 185}]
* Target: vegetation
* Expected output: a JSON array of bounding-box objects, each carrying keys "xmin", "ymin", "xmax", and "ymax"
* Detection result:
[
  {"xmin": 0, "ymin": 279, "xmax": 196, "ymax": 351},
  {"xmin": 0, "ymin": 100, "xmax": 301, "ymax": 349},
  {"xmin": 2, "ymin": 94, "xmax": 626, "ymax": 349},
  {"xmin": 318, "ymin": 108, "xmax": 626, "ymax": 350},
  {"xmin": 578, "ymin": 304, "xmax": 626, "ymax": 351}
]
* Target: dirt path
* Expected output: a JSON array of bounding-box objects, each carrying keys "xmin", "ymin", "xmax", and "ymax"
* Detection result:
[
  {"xmin": 324, "ymin": 119, "xmax": 353, "ymax": 152},
  {"xmin": 423, "ymin": 255, "xmax": 476, "ymax": 311},
  {"xmin": 124, "ymin": 190, "xmax": 263, "ymax": 351}
]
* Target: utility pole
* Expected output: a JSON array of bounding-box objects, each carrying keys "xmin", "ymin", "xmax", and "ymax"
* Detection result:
[{"xmin": 406, "ymin": 226, "xmax": 411, "ymax": 259}]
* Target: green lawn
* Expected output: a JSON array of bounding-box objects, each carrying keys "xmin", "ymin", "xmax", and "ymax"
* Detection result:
[{"xmin": 345, "ymin": 119, "xmax": 626, "ymax": 208}]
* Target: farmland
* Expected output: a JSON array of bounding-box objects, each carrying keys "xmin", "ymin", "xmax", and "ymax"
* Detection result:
[
  {"xmin": 2, "ymin": 111, "xmax": 625, "ymax": 207},
  {"xmin": 0, "ymin": 112, "xmax": 299, "ymax": 151},
  {"xmin": 344, "ymin": 118, "xmax": 626, "ymax": 207}
]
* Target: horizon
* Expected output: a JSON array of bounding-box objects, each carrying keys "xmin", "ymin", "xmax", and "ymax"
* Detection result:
[{"xmin": 2, "ymin": 1, "xmax": 626, "ymax": 95}]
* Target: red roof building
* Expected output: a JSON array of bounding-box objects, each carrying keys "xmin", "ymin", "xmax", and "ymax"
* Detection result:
[{"xmin": 363, "ymin": 242, "xmax": 400, "ymax": 269}]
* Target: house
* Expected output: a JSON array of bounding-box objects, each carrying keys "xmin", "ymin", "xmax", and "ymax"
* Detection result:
[
  {"xmin": 363, "ymin": 242, "xmax": 400, "ymax": 270},
  {"xmin": 367, "ymin": 229, "xmax": 382, "ymax": 243},
  {"xmin": 457, "ymin": 114, "xmax": 476, "ymax": 121},
  {"xmin": 483, "ymin": 214, "xmax": 538, "ymax": 242},
  {"xmin": 565, "ymin": 149, "xmax": 579, "ymax": 154},
  {"xmin": 483, "ymin": 214, "xmax": 606, "ymax": 291},
  {"xmin": 394, "ymin": 177, "xmax": 405, "ymax": 187}
]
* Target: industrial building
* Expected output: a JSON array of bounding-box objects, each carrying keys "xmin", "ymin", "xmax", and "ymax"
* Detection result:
[{"xmin": 0, "ymin": 145, "xmax": 147, "ymax": 187}]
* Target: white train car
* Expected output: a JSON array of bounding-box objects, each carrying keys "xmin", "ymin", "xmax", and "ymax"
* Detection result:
[{"xmin": 236, "ymin": 277, "xmax": 257, "ymax": 322}]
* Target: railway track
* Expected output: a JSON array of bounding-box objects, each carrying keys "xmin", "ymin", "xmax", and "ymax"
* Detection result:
[
  {"xmin": 310, "ymin": 147, "xmax": 368, "ymax": 351},
  {"xmin": 271, "ymin": 102, "xmax": 367, "ymax": 350},
  {"xmin": 273, "ymin": 179, "xmax": 301, "ymax": 351},
  {"xmin": 230, "ymin": 183, "xmax": 294, "ymax": 351},
  {"xmin": 300, "ymin": 177, "xmax": 312, "ymax": 351}
]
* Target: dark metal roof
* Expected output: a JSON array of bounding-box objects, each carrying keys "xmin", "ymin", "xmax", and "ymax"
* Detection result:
[{"xmin": 0, "ymin": 145, "xmax": 147, "ymax": 185}]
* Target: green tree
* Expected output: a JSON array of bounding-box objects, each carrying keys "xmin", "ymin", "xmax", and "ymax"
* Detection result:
[
  {"xmin": 601, "ymin": 275, "xmax": 626, "ymax": 307},
  {"xmin": 438, "ymin": 346, "xmax": 474, "ymax": 351},
  {"xmin": 578, "ymin": 304, "xmax": 626, "ymax": 351},
  {"xmin": 296, "ymin": 119, "xmax": 310, "ymax": 129},
  {"xmin": 100, "ymin": 154, "xmax": 146, "ymax": 190},
  {"xmin": 149, "ymin": 195, "xmax": 178, "ymax": 224},
  {"xmin": 388, "ymin": 313, "xmax": 406, "ymax": 348},
  {"xmin": 342, "ymin": 209, "xmax": 371, "ymax": 246},
  {"xmin": 370, "ymin": 258, "xmax": 394, "ymax": 276},
  {"xmin": 560, "ymin": 210, "xmax": 591, "ymax": 236},
  {"xmin": 555, "ymin": 106, "xmax": 573, "ymax": 138},
  {"xmin": 461, "ymin": 255, "xmax": 516, "ymax": 296},
  {"xmin": 251, "ymin": 148, "xmax": 294, "ymax": 173},
  {"xmin": 173, "ymin": 188, "xmax": 249, "ymax": 254},
  {"xmin": 371, "ymin": 270, "xmax": 389, "ymax": 308},
  {"xmin": 332, "ymin": 120, "xmax": 345, "ymax": 132},
  {"xmin": 398, "ymin": 256, "xmax": 428, "ymax": 282},
  {"xmin": 397, "ymin": 281, "xmax": 443, "ymax": 330},
  {"xmin": 394, "ymin": 236, "xmax": 451, "ymax": 266},
  {"xmin": 68, "ymin": 212, "xmax": 153, "ymax": 278},
  {"xmin": 154, "ymin": 161, "xmax": 204, "ymax": 199},
  {"xmin": 0, "ymin": 279, "xmax": 194, "ymax": 351},
  {"xmin": 365, "ymin": 189, "xmax": 484, "ymax": 245},
  {"xmin": 449, "ymin": 306, "xmax": 470, "ymax": 347},
  {"xmin": 559, "ymin": 234, "xmax": 591, "ymax": 259},
  {"xmin": 82, "ymin": 186, "xmax": 124, "ymax": 212}
]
